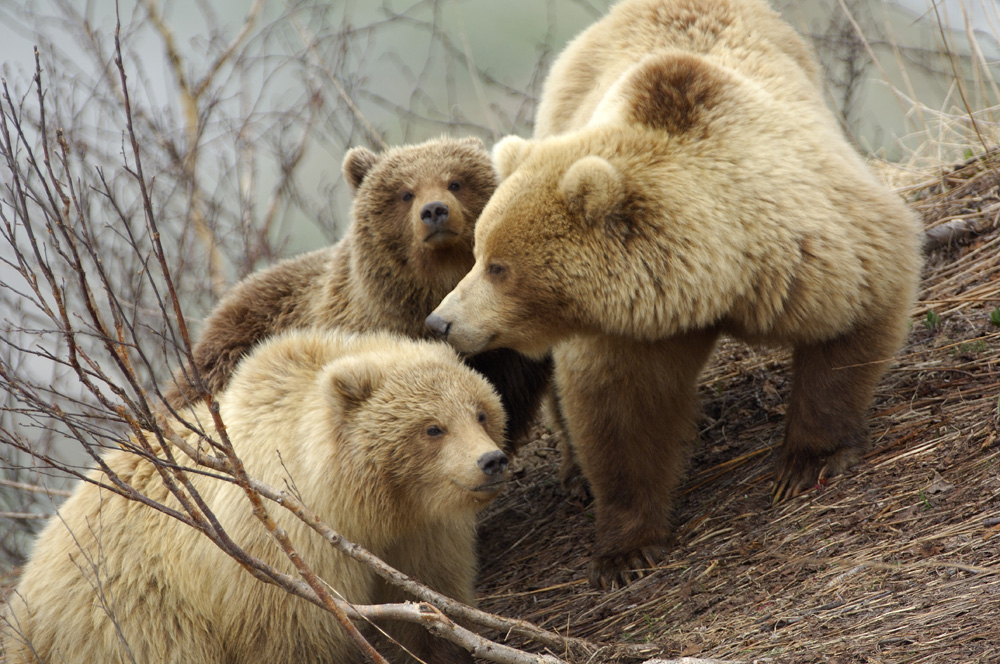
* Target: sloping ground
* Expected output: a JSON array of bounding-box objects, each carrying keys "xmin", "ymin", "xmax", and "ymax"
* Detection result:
[
  {"xmin": 1, "ymin": 154, "xmax": 995, "ymax": 664},
  {"xmin": 476, "ymin": 154, "xmax": 1000, "ymax": 663}
]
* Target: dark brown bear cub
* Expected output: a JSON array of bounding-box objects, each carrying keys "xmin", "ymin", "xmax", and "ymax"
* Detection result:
[{"xmin": 166, "ymin": 136, "xmax": 550, "ymax": 447}]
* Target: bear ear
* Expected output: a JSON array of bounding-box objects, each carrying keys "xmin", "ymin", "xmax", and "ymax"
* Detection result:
[
  {"xmin": 458, "ymin": 136, "xmax": 486, "ymax": 152},
  {"xmin": 324, "ymin": 357, "xmax": 381, "ymax": 413},
  {"xmin": 491, "ymin": 135, "xmax": 534, "ymax": 180},
  {"xmin": 559, "ymin": 156, "xmax": 623, "ymax": 223},
  {"xmin": 342, "ymin": 146, "xmax": 381, "ymax": 193}
]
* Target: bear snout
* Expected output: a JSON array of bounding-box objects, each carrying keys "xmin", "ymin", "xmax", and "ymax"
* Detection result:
[
  {"xmin": 477, "ymin": 449, "xmax": 509, "ymax": 477},
  {"xmin": 425, "ymin": 312, "xmax": 451, "ymax": 338},
  {"xmin": 420, "ymin": 201, "xmax": 450, "ymax": 232}
]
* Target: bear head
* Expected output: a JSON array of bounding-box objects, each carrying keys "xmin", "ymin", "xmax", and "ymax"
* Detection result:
[
  {"xmin": 426, "ymin": 54, "xmax": 747, "ymax": 356},
  {"xmin": 342, "ymin": 136, "xmax": 498, "ymax": 293},
  {"xmin": 321, "ymin": 337, "xmax": 509, "ymax": 520},
  {"xmin": 426, "ymin": 134, "xmax": 639, "ymax": 358}
]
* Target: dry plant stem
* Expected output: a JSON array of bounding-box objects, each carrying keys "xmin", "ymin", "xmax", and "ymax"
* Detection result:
[
  {"xmin": 112, "ymin": 23, "xmax": 196, "ymax": 389},
  {"xmin": 250, "ymin": 472, "xmax": 593, "ymax": 658},
  {"xmin": 157, "ymin": 422, "xmax": 575, "ymax": 664},
  {"xmin": 879, "ymin": 2, "xmax": 926, "ymax": 133},
  {"xmin": 139, "ymin": 0, "xmax": 256, "ymax": 297},
  {"xmin": 834, "ymin": 0, "xmax": 910, "ymax": 124},
  {"xmin": 0, "ymin": 479, "xmax": 72, "ymax": 497},
  {"xmin": 190, "ymin": 0, "xmax": 266, "ymax": 101},
  {"xmin": 354, "ymin": 602, "xmax": 567, "ymax": 664},
  {"xmin": 287, "ymin": 14, "xmax": 388, "ymax": 151},
  {"xmin": 0, "ymin": 512, "xmax": 50, "ymax": 520},
  {"xmin": 249, "ymin": 89, "xmax": 322, "ymax": 265},
  {"xmin": 141, "ymin": 0, "xmax": 309, "ymax": 286},
  {"xmin": 928, "ymin": 0, "xmax": 1000, "ymax": 190},
  {"xmin": 3, "ymin": 69, "xmax": 161, "ymax": 445},
  {"xmin": 108, "ymin": 16, "xmax": 386, "ymax": 660},
  {"xmin": 960, "ymin": 6, "xmax": 1000, "ymax": 108},
  {"xmin": 456, "ymin": 13, "xmax": 499, "ymax": 140}
]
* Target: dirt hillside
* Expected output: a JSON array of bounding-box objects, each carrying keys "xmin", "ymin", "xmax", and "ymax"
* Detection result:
[{"xmin": 475, "ymin": 152, "xmax": 1000, "ymax": 664}]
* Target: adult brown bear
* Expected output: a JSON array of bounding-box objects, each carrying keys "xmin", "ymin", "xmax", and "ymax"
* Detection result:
[{"xmin": 427, "ymin": 0, "xmax": 922, "ymax": 589}]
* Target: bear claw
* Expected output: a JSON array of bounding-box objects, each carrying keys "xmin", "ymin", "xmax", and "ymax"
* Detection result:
[
  {"xmin": 588, "ymin": 545, "xmax": 665, "ymax": 590},
  {"xmin": 772, "ymin": 447, "xmax": 862, "ymax": 504}
]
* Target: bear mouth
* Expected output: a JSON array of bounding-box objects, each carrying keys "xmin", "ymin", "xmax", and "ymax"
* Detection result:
[
  {"xmin": 453, "ymin": 478, "xmax": 506, "ymax": 495},
  {"xmin": 423, "ymin": 229, "xmax": 459, "ymax": 245},
  {"xmin": 451, "ymin": 332, "xmax": 499, "ymax": 358}
]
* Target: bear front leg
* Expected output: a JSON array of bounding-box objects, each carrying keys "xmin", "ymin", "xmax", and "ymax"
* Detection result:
[
  {"xmin": 541, "ymin": 388, "xmax": 592, "ymax": 503},
  {"xmin": 775, "ymin": 307, "xmax": 910, "ymax": 502},
  {"xmin": 555, "ymin": 330, "xmax": 718, "ymax": 590}
]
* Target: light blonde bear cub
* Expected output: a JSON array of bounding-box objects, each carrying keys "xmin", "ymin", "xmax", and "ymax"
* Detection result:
[
  {"xmin": 427, "ymin": 0, "xmax": 922, "ymax": 589},
  {"xmin": 2, "ymin": 330, "xmax": 507, "ymax": 664}
]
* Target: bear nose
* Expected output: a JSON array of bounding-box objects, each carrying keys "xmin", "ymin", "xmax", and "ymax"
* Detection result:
[
  {"xmin": 477, "ymin": 449, "xmax": 508, "ymax": 477},
  {"xmin": 425, "ymin": 313, "xmax": 451, "ymax": 338},
  {"xmin": 420, "ymin": 201, "xmax": 450, "ymax": 230}
]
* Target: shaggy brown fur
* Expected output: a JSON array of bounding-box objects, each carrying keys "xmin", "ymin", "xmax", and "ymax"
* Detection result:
[
  {"xmin": 164, "ymin": 136, "xmax": 550, "ymax": 448},
  {"xmin": 427, "ymin": 0, "xmax": 923, "ymax": 589},
  {"xmin": 2, "ymin": 330, "xmax": 507, "ymax": 664}
]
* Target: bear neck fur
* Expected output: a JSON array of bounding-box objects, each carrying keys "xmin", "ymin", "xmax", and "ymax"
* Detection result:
[{"xmin": 302, "ymin": 232, "xmax": 473, "ymax": 341}]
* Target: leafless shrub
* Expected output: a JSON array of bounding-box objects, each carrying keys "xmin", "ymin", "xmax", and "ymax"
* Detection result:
[{"xmin": 0, "ymin": 2, "xmax": 604, "ymax": 661}]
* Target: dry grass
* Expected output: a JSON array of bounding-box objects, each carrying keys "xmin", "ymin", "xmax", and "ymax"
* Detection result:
[{"xmin": 475, "ymin": 149, "xmax": 1000, "ymax": 663}]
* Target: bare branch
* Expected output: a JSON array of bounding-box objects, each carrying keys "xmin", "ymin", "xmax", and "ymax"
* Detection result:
[{"xmin": 1, "ymin": 3, "xmax": 599, "ymax": 662}]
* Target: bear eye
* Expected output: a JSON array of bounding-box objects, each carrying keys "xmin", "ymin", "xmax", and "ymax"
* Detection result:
[
  {"xmin": 477, "ymin": 411, "xmax": 487, "ymax": 424},
  {"xmin": 426, "ymin": 425, "xmax": 445, "ymax": 437},
  {"xmin": 448, "ymin": 180, "xmax": 461, "ymax": 192},
  {"xmin": 487, "ymin": 263, "xmax": 505, "ymax": 277},
  {"xmin": 401, "ymin": 191, "xmax": 415, "ymax": 202}
]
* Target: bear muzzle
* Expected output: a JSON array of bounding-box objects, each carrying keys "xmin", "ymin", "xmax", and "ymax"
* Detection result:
[
  {"xmin": 425, "ymin": 312, "xmax": 451, "ymax": 338},
  {"xmin": 420, "ymin": 201, "xmax": 458, "ymax": 244},
  {"xmin": 425, "ymin": 310, "xmax": 498, "ymax": 355},
  {"xmin": 477, "ymin": 449, "xmax": 508, "ymax": 478},
  {"xmin": 426, "ymin": 279, "xmax": 502, "ymax": 354},
  {"xmin": 461, "ymin": 449, "xmax": 508, "ymax": 495}
]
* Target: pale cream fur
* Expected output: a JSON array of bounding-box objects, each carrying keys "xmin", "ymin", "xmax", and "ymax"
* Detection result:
[
  {"xmin": 2, "ymin": 330, "xmax": 505, "ymax": 663},
  {"xmin": 533, "ymin": 0, "xmax": 824, "ymax": 138}
]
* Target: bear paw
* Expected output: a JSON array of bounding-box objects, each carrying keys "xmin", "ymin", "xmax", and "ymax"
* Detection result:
[
  {"xmin": 558, "ymin": 456, "xmax": 593, "ymax": 504},
  {"xmin": 587, "ymin": 545, "xmax": 665, "ymax": 590},
  {"xmin": 773, "ymin": 446, "xmax": 863, "ymax": 504}
]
